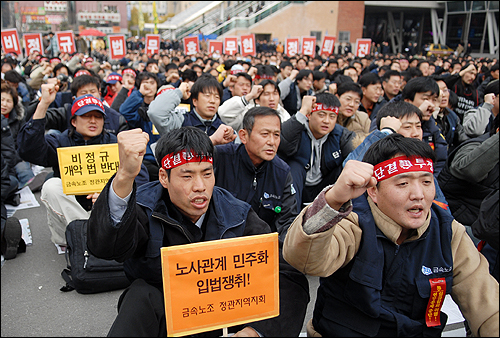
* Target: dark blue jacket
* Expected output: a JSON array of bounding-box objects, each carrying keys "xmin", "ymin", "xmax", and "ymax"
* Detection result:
[
  {"xmin": 214, "ymin": 143, "xmax": 298, "ymax": 241},
  {"xmin": 313, "ymin": 194, "xmax": 454, "ymax": 336},
  {"xmin": 182, "ymin": 109, "xmax": 223, "ymax": 136},
  {"xmin": 281, "ymin": 80, "xmax": 313, "ymax": 116},
  {"xmin": 119, "ymin": 89, "xmax": 160, "ymax": 164},
  {"xmin": 422, "ymin": 116, "xmax": 448, "ymax": 178}
]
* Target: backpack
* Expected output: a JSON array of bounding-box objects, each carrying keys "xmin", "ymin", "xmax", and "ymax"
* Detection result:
[{"xmin": 60, "ymin": 219, "xmax": 131, "ymax": 294}]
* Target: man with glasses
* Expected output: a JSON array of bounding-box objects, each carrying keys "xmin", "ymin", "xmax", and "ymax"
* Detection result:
[{"xmin": 336, "ymin": 82, "xmax": 371, "ymax": 139}]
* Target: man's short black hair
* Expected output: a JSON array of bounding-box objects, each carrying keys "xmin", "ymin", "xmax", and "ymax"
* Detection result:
[
  {"xmin": 180, "ymin": 68, "xmax": 197, "ymax": 83},
  {"xmin": 70, "ymin": 74, "xmax": 101, "ymax": 97},
  {"xmin": 336, "ymin": 82, "xmax": 363, "ymax": 99},
  {"xmin": 375, "ymin": 101, "xmax": 423, "ymax": 130},
  {"xmin": 242, "ymin": 106, "xmax": 281, "ymax": 135},
  {"xmin": 135, "ymin": 72, "xmax": 160, "ymax": 90},
  {"xmin": 295, "ymin": 69, "xmax": 313, "ymax": 82},
  {"xmin": 362, "ymin": 133, "xmax": 436, "ymax": 166},
  {"xmin": 358, "ymin": 72, "xmax": 381, "ymax": 88},
  {"xmin": 279, "ymin": 61, "xmax": 293, "ymax": 70},
  {"xmin": 484, "ymin": 79, "xmax": 499, "ymax": 96},
  {"xmin": 4, "ymin": 70, "xmax": 24, "ymax": 83},
  {"xmin": 146, "ymin": 59, "xmax": 158, "ymax": 66},
  {"xmin": 382, "ymin": 70, "xmax": 401, "ymax": 82},
  {"xmin": 191, "ymin": 64, "xmax": 203, "ymax": 71},
  {"xmin": 53, "ymin": 63, "xmax": 71, "ymax": 76},
  {"xmin": 313, "ymin": 71, "xmax": 327, "ymax": 81},
  {"xmin": 235, "ymin": 72, "xmax": 253, "ymax": 84},
  {"xmin": 190, "ymin": 74, "xmax": 223, "ymax": 101},
  {"xmin": 314, "ymin": 91, "xmax": 341, "ymax": 108},
  {"xmin": 256, "ymin": 79, "xmax": 281, "ymax": 99},
  {"xmin": 154, "ymin": 126, "xmax": 214, "ymax": 178},
  {"xmin": 402, "ymin": 77, "xmax": 439, "ymax": 101},
  {"xmin": 165, "ymin": 63, "xmax": 178, "ymax": 72}
]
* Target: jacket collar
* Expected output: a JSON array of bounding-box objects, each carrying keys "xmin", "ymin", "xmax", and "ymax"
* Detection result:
[{"xmin": 368, "ymin": 196, "xmax": 431, "ymax": 244}]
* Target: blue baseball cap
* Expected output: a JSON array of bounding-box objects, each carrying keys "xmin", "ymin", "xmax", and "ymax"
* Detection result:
[{"xmin": 71, "ymin": 94, "xmax": 106, "ymax": 117}]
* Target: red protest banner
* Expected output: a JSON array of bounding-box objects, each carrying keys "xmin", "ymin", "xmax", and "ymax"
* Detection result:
[
  {"xmin": 1, "ymin": 29, "xmax": 22, "ymax": 57},
  {"xmin": 108, "ymin": 35, "xmax": 126, "ymax": 60},
  {"xmin": 320, "ymin": 36, "xmax": 336, "ymax": 56},
  {"xmin": 224, "ymin": 37, "xmax": 238, "ymax": 56},
  {"xmin": 302, "ymin": 36, "xmax": 316, "ymax": 57},
  {"xmin": 240, "ymin": 34, "xmax": 256, "ymax": 57},
  {"xmin": 208, "ymin": 40, "xmax": 223, "ymax": 56},
  {"xmin": 355, "ymin": 38, "xmax": 372, "ymax": 57},
  {"xmin": 145, "ymin": 34, "xmax": 161, "ymax": 55},
  {"xmin": 183, "ymin": 36, "xmax": 200, "ymax": 55},
  {"xmin": 56, "ymin": 31, "xmax": 76, "ymax": 54},
  {"xmin": 285, "ymin": 37, "xmax": 299, "ymax": 57},
  {"xmin": 23, "ymin": 33, "xmax": 43, "ymax": 56}
]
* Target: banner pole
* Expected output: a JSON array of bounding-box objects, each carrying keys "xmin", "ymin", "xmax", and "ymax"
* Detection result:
[{"xmin": 222, "ymin": 327, "xmax": 228, "ymax": 337}]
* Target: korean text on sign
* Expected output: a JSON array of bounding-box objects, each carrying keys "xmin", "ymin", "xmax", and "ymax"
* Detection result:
[
  {"xmin": 161, "ymin": 233, "xmax": 279, "ymax": 337},
  {"xmin": 57, "ymin": 144, "xmax": 119, "ymax": 195}
]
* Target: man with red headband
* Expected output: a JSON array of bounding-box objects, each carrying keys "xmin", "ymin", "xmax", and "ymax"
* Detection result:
[
  {"xmin": 86, "ymin": 126, "xmax": 309, "ymax": 337},
  {"xmin": 283, "ymin": 134, "xmax": 499, "ymax": 337},
  {"xmin": 278, "ymin": 92, "xmax": 356, "ymax": 211},
  {"xmin": 17, "ymin": 84, "xmax": 147, "ymax": 249}
]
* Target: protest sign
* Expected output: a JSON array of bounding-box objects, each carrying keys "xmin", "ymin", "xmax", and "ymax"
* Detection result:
[
  {"xmin": 108, "ymin": 35, "xmax": 126, "ymax": 60},
  {"xmin": 56, "ymin": 31, "xmax": 75, "ymax": 54},
  {"xmin": 224, "ymin": 37, "xmax": 238, "ymax": 56},
  {"xmin": 285, "ymin": 37, "xmax": 299, "ymax": 57},
  {"xmin": 161, "ymin": 233, "xmax": 279, "ymax": 336},
  {"xmin": 57, "ymin": 144, "xmax": 120, "ymax": 195},
  {"xmin": 240, "ymin": 34, "xmax": 256, "ymax": 57},
  {"xmin": 302, "ymin": 36, "xmax": 316, "ymax": 57},
  {"xmin": 183, "ymin": 36, "xmax": 199, "ymax": 55},
  {"xmin": 1, "ymin": 29, "xmax": 22, "ymax": 57},
  {"xmin": 145, "ymin": 34, "xmax": 161, "ymax": 55},
  {"xmin": 355, "ymin": 38, "xmax": 372, "ymax": 57},
  {"xmin": 23, "ymin": 33, "xmax": 43, "ymax": 56},
  {"xmin": 320, "ymin": 36, "xmax": 336, "ymax": 56}
]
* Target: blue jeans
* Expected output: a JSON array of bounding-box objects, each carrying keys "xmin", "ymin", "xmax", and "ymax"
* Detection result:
[{"xmin": 15, "ymin": 161, "xmax": 34, "ymax": 188}]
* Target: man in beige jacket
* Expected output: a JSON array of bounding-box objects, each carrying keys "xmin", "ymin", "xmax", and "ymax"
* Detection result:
[{"xmin": 283, "ymin": 134, "xmax": 498, "ymax": 337}]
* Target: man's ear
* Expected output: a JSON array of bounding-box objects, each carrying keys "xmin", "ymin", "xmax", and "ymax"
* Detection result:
[
  {"xmin": 366, "ymin": 185, "xmax": 378, "ymax": 204},
  {"xmin": 70, "ymin": 116, "xmax": 77, "ymax": 128},
  {"xmin": 158, "ymin": 167, "xmax": 169, "ymax": 189},
  {"xmin": 238, "ymin": 128, "xmax": 249, "ymax": 145}
]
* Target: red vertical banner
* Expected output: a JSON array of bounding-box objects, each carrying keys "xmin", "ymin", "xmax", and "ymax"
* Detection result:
[
  {"xmin": 355, "ymin": 38, "xmax": 372, "ymax": 57},
  {"xmin": 285, "ymin": 37, "xmax": 299, "ymax": 57},
  {"xmin": 1, "ymin": 29, "xmax": 22, "ymax": 57},
  {"xmin": 56, "ymin": 31, "xmax": 76, "ymax": 54},
  {"xmin": 320, "ymin": 36, "xmax": 336, "ymax": 56},
  {"xmin": 302, "ymin": 36, "xmax": 316, "ymax": 57},
  {"xmin": 108, "ymin": 35, "xmax": 126, "ymax": 60},
  {"xmin": 208, "ymin": 40, "xmax": 223, "ymax": 55},
  {"xmin": 224, "ymin": 36, "xmax": 238, "ymax": 56},
  {"xmin": 240, "ymin": 34, "xmax": 256, "ymax": 57},
  {"xmin": 145, "ymin": 34, "xmax": 161, "ymax": 55},
  {"xmin": 23, "ymin": 33, "xmax": 43, "ymax": 56},
  {"xmin": 183, "ymin": 36, "xmax": 200, "ymax": 55}
]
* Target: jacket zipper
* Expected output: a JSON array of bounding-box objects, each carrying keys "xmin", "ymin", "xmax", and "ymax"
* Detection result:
[
  {"xmin": 152, "ymin": 213, "xmax": 193, "ymax": 243},
  {"xmin": 84, "ymin": 250, "xmax": 89, "ymax": 269}
]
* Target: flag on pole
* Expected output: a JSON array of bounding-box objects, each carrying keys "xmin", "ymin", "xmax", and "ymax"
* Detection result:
[
  {"xmin": 153, "ymin": 1, "xmax": 159, "ymax": 34},
  {"xmin": 138, "ymin": 1, "xmax": 145, "ymax": 34}
]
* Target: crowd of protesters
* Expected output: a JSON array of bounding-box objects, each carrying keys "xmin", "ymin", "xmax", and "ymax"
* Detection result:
[{"xmin": 1, "ymin": 33, "xmax": 498, "ymax": 337}]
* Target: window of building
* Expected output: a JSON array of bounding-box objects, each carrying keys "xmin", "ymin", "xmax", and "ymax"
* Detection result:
[{"xmin": 339, "ymin": 31, "xmax": 350, "ymax": 43}]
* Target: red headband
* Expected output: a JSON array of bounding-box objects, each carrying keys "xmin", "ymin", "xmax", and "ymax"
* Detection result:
[
  {"xmin": 161, "ymin": 150, "xmax": 213, "ymax": 170},
  {"xmin": 254, "ymin": 74, "xmax": 273, "ymax": 80},
  {"xmin": 107, "ymin": 74, "xmax": 122, "ymax": 82},
  {"xmin": 311, "ymin": 103, "xmax": 339, "ymax": 115},
  {"xmin": 373, "ymin": 156, "xmax": 434, "ymax": 182},
  {"xmin": 74, "ymin": 69, "xmax": 91, "ymax": 77},
  {"xmin": 122, "ymin": 69, "xmax": 136, "ymax": 77}
]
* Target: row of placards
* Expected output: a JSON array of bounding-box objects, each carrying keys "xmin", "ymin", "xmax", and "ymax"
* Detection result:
[{"xmin": 1, "ymin": 28, "xmax": 373, "ymax": 59}]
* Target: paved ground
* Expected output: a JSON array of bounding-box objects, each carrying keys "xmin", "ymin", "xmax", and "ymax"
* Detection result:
[{"xmin": 1, "ymin": 187, "xmax": 465, "ymax": 337}]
